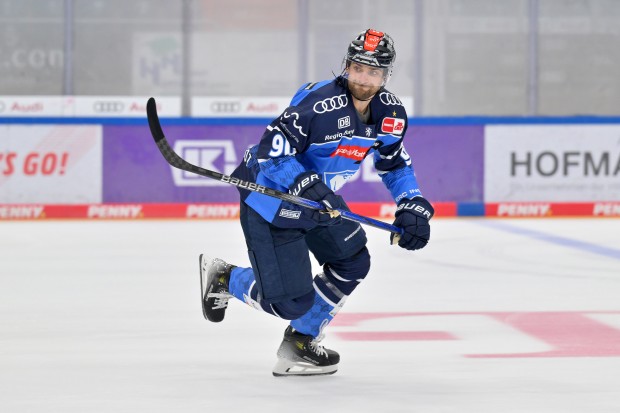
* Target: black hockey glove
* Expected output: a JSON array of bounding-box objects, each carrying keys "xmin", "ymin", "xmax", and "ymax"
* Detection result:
[
  {"xmin": 391, "ymin": 197, "xmax": 434, "ymax": 251},
  {"xmin": 289, "ymin": 171, "xmax": 345, "ymax": 226}
]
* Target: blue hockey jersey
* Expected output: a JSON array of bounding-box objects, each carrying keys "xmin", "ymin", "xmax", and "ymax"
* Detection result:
[{"xmin": 232, "ymin": 76, "xmax": 422, "ymax": 229}]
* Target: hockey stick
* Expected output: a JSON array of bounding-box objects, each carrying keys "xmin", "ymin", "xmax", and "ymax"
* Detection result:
[{"xmin": 146, "ymin": 97, "xmax": 403, "ymax": 236}]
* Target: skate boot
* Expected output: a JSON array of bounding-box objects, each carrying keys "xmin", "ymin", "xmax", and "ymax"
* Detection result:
[
  {"xmin": 272, "ymin": 326, "xmax": 340, "ymax": 377},
  {"xmin": 199, "ymin": 255, "xmax": 235, "ymax": 322}
]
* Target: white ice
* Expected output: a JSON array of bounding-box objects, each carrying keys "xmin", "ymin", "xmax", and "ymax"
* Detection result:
[{"xmin": 1, "ymin": 218, "xmax": 619, "ymax": 413}]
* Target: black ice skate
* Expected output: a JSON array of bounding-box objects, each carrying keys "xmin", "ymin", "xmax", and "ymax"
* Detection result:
[
  {"xmin": 272, "ymin": 326, "xmax": 340, "ymax": 377},
  {"xmin": 199, "ymin": 255, "xmax": 235, "ymax": 322}
]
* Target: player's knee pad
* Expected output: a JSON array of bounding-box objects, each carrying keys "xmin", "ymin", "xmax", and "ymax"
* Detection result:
[
  {"xmin": 322, "ymin": 246, "xmax": 371, "ymax": 296},
  {"xmin": 270, "ymin": 290, "xmax": 315, "ymax": 320}
]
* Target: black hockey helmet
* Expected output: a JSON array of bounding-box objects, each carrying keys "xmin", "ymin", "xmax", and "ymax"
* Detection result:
[{"xmin": 344, "ymin": 29, "xmax": 396, "ymax": 83}]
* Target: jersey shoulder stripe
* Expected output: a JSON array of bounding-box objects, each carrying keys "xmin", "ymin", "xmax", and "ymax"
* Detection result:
[
  {"xmin": 376, "ymin": 133, "xmax": 403, "ymax": 146},
  {"xmin": 290, "ymin": 79, "xmax": 334, "ymax": 106}
]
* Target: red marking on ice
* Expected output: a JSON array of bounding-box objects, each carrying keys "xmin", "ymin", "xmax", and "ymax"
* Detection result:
[
  {"xmin": 469, "ymin": 312, "xmax": 620, "ymax": 358},
  {"xmin": 331, "ymin": 312, "xmax": 414, "ymax": 327},
  {"xmin": 331, "ymin": 311, "xmax": 620, "ymax": 358},
  {"xmin": 336, "ymin": 331, "xmax": 455, "ymax": 341}
]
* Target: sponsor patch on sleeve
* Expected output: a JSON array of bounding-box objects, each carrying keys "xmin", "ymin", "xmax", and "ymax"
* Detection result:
[{"xmin": 381, "ymin": 117, "xmax": 405, "ymax": 135}]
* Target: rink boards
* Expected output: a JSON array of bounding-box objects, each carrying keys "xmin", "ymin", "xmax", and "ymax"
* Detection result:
[
  {"xmin": 1, "ymin": 201, "xmax": 620, "ymax": 219},
  {"xmin": 0, "ymin": 117, "xmax": 619, "ymax": 219}
]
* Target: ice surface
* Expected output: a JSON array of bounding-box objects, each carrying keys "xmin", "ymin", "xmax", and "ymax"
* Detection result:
[{"xmin": 1, "ymin": 218, "xmax": 619, "ymax": 412}]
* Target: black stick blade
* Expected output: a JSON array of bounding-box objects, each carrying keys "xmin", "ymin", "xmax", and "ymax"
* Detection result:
[{"xmin": 146, "ymin": 97, "xmax": 165, "ymax": 143}]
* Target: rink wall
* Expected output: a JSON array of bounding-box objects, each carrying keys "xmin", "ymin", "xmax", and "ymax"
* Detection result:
[{"xmin": 0, "ymin": 116, "xmax": 619, "ymax": 219}]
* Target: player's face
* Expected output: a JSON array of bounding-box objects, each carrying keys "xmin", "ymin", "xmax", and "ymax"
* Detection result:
[{"xmin": 346, "ymin": 62, "xmax": 385, "ymax": 101}]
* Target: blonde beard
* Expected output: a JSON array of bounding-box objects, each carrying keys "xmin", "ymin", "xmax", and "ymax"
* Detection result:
[{"xmin": 348, "ymin": 82, "xmax": 381, "ymax": 102}]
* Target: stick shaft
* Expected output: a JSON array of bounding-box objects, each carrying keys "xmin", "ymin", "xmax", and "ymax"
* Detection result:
[{"xmin": 146, "ymin": 97, "xmax": 403, "ymax": 235}]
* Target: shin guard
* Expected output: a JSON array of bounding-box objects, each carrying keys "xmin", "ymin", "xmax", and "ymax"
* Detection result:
[{"xmin": 290, "ymin": 247, "xmax": 370, "ymax": 337}]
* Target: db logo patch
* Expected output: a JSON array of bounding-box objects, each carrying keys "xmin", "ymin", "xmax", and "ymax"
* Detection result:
[
  {"xmin": 381, "ymin": 117, "xmax": 405, "ymax": 135},
  {"xmin": 338, "ymin": 116, "xmax": 351, "ymax": 129}
]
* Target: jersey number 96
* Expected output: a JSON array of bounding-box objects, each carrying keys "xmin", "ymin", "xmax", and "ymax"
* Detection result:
[{"xmin": 268, "ymin": 134, "xmax": 296, "ymax": 157}]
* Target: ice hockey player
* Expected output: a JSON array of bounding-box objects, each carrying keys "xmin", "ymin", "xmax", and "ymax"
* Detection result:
[{"xmin": 200, "ymin": 29, "xmax": 434, "ymax": 376}]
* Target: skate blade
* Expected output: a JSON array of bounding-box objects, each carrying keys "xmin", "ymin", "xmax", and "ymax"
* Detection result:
[
  {"xmin": 199, "ymin": 255, "xmax": 231, "ymax": 323},
  {"xmin": 199, "ymin": 254, "xmax": 212, "ymax": 321},
  {"xmin": 272, "ymin": 358, "xmax": 338, "ymax": 377}
]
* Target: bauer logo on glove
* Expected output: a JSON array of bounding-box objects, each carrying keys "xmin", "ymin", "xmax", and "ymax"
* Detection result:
[
  {"xmin": 289, "ymin": 173, "xmax": 321, "ymax": 196},
  {"xmin": 288, "ymin": 171, "xmax": 345, "ymax": 227},
  {"xmin": 395, "ymin": 201, "xmax": 433, "ymax": 220},
  {"xmin": 391, "ymin": 197, "xmax": 434, "ymax": 251}
]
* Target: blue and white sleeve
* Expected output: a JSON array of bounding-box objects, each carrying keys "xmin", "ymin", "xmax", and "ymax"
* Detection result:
[
  {"xmin": 375, "ymin": 139, "xmax": 423, "ymax": 203},
  {"xmin": 255, "ymin": 106, "xmax": 313, "ymax": 188}
]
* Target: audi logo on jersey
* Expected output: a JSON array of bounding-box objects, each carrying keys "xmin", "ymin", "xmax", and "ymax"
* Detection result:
[
  {"xmin": 379, "ymin": 92, "xmax": 403, "ymax": 106},
  {"xmin": 313, "ymin": 94, "xmax": 348, "ymax": 114}
]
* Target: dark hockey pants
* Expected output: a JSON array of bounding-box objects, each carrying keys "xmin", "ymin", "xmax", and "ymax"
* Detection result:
[{"xmin": 239, "ymin": 202, "xmax": 370, "ymax": 319}]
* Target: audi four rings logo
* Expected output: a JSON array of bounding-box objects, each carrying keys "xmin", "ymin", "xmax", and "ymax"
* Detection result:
[
  {"xmin": 313, "ymin": 94, "xmax": 348, "ymax": 114},
  {"xmin": 210, "ymin": 101, "xmax": 241, "ymax": 113},
  {"xmin": 379, "ymin": 92, "xmax": 403, "ymax": 106},
  {"xmin": 93, "ymin": 101, "xmax": 125, "ymax": 113}
]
